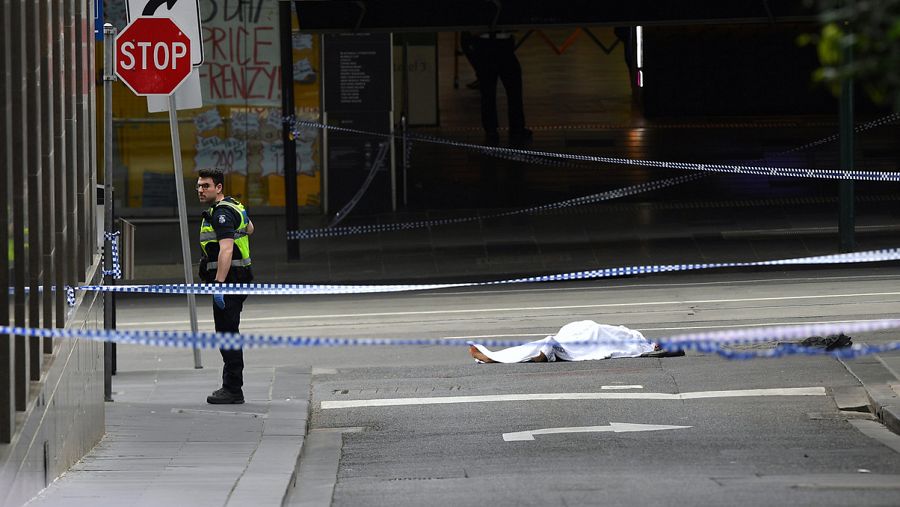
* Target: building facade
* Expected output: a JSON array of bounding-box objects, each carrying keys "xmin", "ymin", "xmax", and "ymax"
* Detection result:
[{"xmin": 1, "ymin": 1, "xmax": 105, "ymax": 505}]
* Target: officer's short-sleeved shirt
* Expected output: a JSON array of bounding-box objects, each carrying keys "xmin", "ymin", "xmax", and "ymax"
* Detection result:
[{"xmin": 210, "ymin": 203, "xmax": 240, "ymax": 241}]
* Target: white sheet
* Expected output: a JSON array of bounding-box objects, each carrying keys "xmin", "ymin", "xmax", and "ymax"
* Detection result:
[{"xmin": 471, "ymin": 320, "xmax": 656, "ymax": 363}]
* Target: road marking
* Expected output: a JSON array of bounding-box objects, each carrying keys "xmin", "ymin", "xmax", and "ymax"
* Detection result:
[
  {"xmin": 435, "ymin": 318, "xmax": 893, "ymax": 340},
  {"xmin": 425, "ymin": 273, "xmax": 900, "ymax": 296},
  {"xmin": 601, "ymin": 385, "xmax": 643, "ymax": 390},
  {"xmin": 320, "ymin": 386, "xmax": 826, "ymax": 410},
  {"xmin": 119, "ymin": 292, "xmax": 900, "ymax": 327},
  {"xmin": 503, "ymin": 422, "xmax": 692, "ymax": 441}
]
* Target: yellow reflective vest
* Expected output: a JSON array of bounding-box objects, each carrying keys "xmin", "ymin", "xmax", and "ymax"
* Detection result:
[{"xmin": 199, "ymin": 198, "xmax": 252, "ymax": 281}]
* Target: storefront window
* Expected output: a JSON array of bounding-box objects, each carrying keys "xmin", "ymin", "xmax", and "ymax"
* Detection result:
[{"xmin": 104, "ymin": 0, "xmax": 321, "ymax": 214}]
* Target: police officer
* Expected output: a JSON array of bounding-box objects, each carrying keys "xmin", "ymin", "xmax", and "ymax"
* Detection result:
[
  {"xmin": 196, "ymin": 168, "xmax": 254, "ymax": 404},
  {"xmin": 464, "ymin": 30, "xmax": 532, "ymax": 145}
]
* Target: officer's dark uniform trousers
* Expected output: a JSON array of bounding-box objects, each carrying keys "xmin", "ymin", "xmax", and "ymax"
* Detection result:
[
  {"xmin": 469, "ymin": 36, "xmax": 526, "ymax": 135},
  {"xmin": 215, "ymin": 293, "xmax": 248, "ymax": 392}
]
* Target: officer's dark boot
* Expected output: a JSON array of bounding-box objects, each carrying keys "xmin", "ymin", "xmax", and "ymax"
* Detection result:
[{"xmin": 207, "ymin": 387, "xmax": 245, "ymax": 404}]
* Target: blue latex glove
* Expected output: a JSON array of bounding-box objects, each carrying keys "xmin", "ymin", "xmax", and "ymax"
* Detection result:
[{"xmin": 213, "ymin": 292, "xmax": 225, "ymax": 310}]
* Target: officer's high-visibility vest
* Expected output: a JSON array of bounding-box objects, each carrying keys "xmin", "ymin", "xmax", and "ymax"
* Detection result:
[
  {"xmin": 7, "ymin": 227, "xmax": 28, "ymax": 261},
  {"xmin": 199, "ymin": 197, "xmax": 251, "ymax": 274}
]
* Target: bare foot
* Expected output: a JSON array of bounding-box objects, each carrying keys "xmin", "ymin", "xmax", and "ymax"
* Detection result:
[
  {"xmin": 529, "ymin": 352, "xmax": 548, "ymax": 362},
  {"xmin": 469, "ymin": 345, "xmax": 496, "ymax": 363}
]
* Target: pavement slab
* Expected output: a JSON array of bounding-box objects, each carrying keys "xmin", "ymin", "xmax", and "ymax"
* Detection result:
[{"xmin": 24, "ymin": 364, "xmax": 310, "ymax": 507}]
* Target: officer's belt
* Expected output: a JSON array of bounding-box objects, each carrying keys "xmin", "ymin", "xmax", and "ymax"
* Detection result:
[{"xmin": 206, "ymin": 258, "xmax": 252, "ymax": 269}]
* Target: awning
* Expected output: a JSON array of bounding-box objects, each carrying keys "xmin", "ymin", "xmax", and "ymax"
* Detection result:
[{"xmin": 293, "ymin": 0, "xmax": 817, "ymax": 33}]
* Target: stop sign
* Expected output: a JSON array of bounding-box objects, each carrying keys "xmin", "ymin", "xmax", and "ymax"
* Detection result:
[{"xmin": 115, "ymin": 17, "xmax": 192, "ymax": 96}]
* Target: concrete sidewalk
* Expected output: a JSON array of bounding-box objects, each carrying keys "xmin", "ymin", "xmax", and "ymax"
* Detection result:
[
  {"xmin": 840, "ymin": 343, "xmax": 900, "ymax": 437},
  {"xmin": 25, "ymin": 364, "xmax": 310, "ymax": 507}
]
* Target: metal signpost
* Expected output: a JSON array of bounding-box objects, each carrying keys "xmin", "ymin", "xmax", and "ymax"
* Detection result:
[
  {"xmin": 103, "ymin": 23, "xmax": 116, "ymax": 401},
  {"xmin": 115, "ymin": 15, "xmax": 202, "ymax": 368}
]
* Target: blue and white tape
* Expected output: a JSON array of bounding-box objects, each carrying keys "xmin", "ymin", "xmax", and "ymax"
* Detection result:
[
  {"xmin": 294, "ymin": 119, "xmax": 900, "ymax": 182},
  {"xmin": 103, "ymin": 231, "xmax": 122, "ymax": 280},
  {"xmin": 289, "ymin": 173, "xmax": 703, "ymax": 240},
  {"xmin": 73, "ymin": 247, "xmax": 900, "ymax": 298},
  {"xmin": 285, "ymin": 113, "xmax": 899, "ymax": 241},
  {"xmin": 2, "ymin": 319, "xmax": 898, "ymax": 360},
  {"xmin": 665, "ymin": 318, "xmax": 900, "ymax": 359},
  {"xmin": 780, "ymin": 112, "xmax": 900, "ymax": 155}
]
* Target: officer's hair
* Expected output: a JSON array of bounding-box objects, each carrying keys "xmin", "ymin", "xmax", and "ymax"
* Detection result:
[{"xmin": 198, "ymin": 168, "xmax": 225, "ymax": 187}]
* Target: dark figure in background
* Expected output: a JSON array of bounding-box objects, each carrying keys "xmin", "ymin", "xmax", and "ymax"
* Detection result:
[
  {"xmin": 461, "ymin": 31, "xmax": 532, "ymax": 145},
  {"xmin": 197, "ymin": 168, "xmax": 255, "ymax": 405}
]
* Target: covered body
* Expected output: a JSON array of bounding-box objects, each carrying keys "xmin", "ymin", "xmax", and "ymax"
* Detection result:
[{"xmin": 470, "ymin": 320, "xmax": 656, "ymax": 363}]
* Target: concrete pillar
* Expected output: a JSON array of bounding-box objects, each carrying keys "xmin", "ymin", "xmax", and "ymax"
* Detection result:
[
  {"xmin": 74, "ymin": 0, "xmax": 88, "ymax": 279},
  {"xmin": 64, "ymin": 0, "xmax": 78, "ymax": 291},
  {"xmin": 10, "ymin": 0, "xmax": 31, "ymax": 412},
  {"xmin": 26, "ymin": 0, "xmax": 44, "ymax": 380},
  {"xmin": 39, "ymin": 0, "xmax": 56, "ymax": 344},
  {"xmin": 0, "ymin": 0, "xmax": 15, "ymax": 444},
  {"xmin": 54, "ymin": 0, "xmax": 69, "ymax": 328}
]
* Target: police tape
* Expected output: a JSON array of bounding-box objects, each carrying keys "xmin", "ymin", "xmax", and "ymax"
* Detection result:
[
  {"xmin": 288, "ymin": 173, "xmax": 703, "ymax": 240},
  {"xmin": 1, "ymin": 319, "xmax": 898, "ymax": 360},
  {"xmin": 781, "ymin": 112, "xmax": 900, "ymax": 155},
  {"xmin": 293, "ymin": 119, "xmax": 900, "ymax": 182},
  {"xmin": 416, "ymin": 112, "xmax": 900, "ymax": 136},
  {"xmin": 102, "ymin": 231, "xmax": 122, "ymax": 280},
  {"xmin": 285, "ymin": 113, "xmax": 899, "ymax": 241},
  {"xmin": 70, "ymin": 247, "xmax": 900, "ymax": 298}
]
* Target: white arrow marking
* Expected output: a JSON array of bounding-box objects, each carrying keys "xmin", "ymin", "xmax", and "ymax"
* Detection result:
[{"xmin": 503, "ymin": 422, "xmax": 692, "ymax": 441}]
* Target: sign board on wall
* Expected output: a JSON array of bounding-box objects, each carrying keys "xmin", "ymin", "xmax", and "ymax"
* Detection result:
[
  {"xmin": 198, "ymin": 0, "xmax": 281, "ymax": 105},
  {"xmin": 322, "ymin": 33, "xmax": 393, "ymax": 214},
  {"xmin": 324, "ymin": 33, "xmax": 392, "ymax": 112}
]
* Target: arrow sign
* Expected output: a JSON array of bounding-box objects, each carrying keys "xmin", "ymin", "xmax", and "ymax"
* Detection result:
[
  {"xmin": 503, "ymin": 422, "xmax": 692, "ymax": 442},
  {"xmin": 143, "ymin": 0, "xmax": 179, "ymax": 16},
  {"xmin": 126, "ymin": 0, "xmax": 204, "ymax": 66}
]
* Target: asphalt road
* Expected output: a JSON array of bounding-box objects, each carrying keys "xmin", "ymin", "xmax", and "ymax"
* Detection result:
[{"xmin": 115, "ymin": 268, "xmax": 900, "ymax": 506}]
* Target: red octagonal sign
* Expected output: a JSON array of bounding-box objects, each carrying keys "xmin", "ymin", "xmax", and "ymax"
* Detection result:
[{"xmin": 115, "ymin": 17, "xmax": 192, "ymax": 96}]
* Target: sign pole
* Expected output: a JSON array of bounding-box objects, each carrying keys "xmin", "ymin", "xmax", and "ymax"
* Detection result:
[
  {"xmin": 115, "ymin": 15, "xmax": 200, "ymax": 368},
  {"xmin": 103, "ymin": 23, "xmax": 116, "ymax": 402},
  {"xmin": 167, "ymin": 93, "xmax": 202, "ymax": 369}
]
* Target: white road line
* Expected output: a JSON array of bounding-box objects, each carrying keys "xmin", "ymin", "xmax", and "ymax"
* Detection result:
[
  {"xmin": 320, "ymin": 386, "xmax": 827, "ymax": 410},
  {"xmin": 601, "ymin": 385, "xmax": 643, "ymax": 390},
  {"xmin": 118, "ymin": 292, "xmax": 900, "ymax": 327},
  {"xmin": 425, "ymin": 273, "xmax": 900, "ymax": 296},
  {"xmin": 636, "ymin": 318, "xmax": 893, "ymax": 333},
  {"xmin": 437, "ymin": 319, "xmax": 895, "ymax": 340},
  {"xmin": 441, "ymin": 333, "xmax": 548, "ymax": 340}
]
